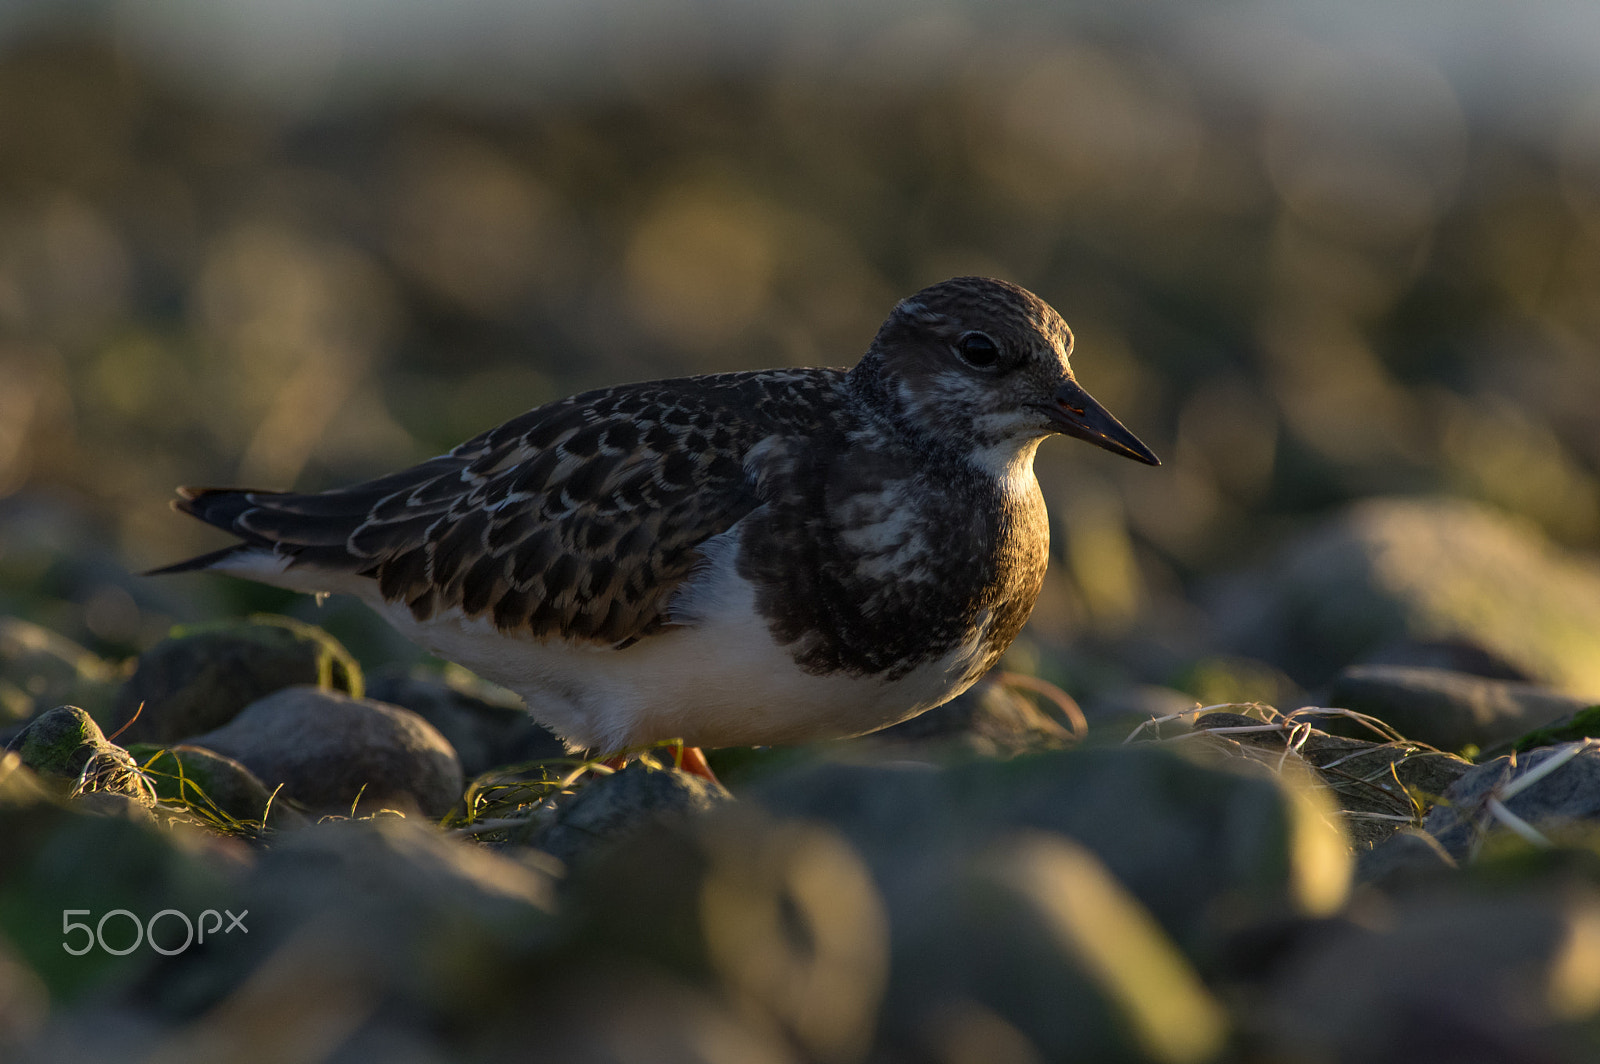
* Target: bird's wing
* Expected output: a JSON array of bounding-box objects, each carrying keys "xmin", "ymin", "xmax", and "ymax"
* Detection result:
[{"xmin": 159, "ymin": 371, "xmax": 844, "ymax": 646}]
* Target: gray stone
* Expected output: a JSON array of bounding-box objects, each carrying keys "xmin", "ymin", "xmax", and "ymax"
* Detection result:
[
  {"xmin": 128, "ymin": 743, "xmax": 306, "ymax": 830},
  {"xmin": 1422, "ymin": 742, "xmax": 1600, "ymax": 861},
  {"xmin": 142, "ymin": 817, "xmax": 558, "ymax": 1023},
  {"xmin": 885, "ymin": 832, "xmax": 1227, "ymax": 1064},
  {"xmin": 1207, "ymin": 497, "xmax": 1600, "ymax": 694},
  {"xmin": 563, "ymin": 807, "xmax": 883, "ymax": 1063},
  {"xmin": 1260, "ymin": 886, "xmax": 1600, "ymax": 1061},
  {"xmin": 364, "ymin": 665, "xmax": 564, "ymax": 777},
  {"xmin": 0, "ymin": 618, "xmax": 119, "ymax": 730},
  {"xmin": 750, "ymin": 745, "xmax": 1352, "ymax": 967},
  {"xmin": 1081, "ymin": 683, "xmax": 1199, "ymax": 725},
  {"xmin": 870, "ymin": 674, "xmax": 1076, "ymax": 757},
  {"xmin": 1189, "ymin": 710, "xmax": 1472, "ymax": 848},
  {"xmin": 0, "ymin": 760, "xmax": 239, "ymax": 1012},
  {"xmin": 7, "ymin": 705, "xmax": 153, "ymax": 804},
  {"xmin": 110, "ymin": 618, "xmax": 361, "ymax": 745},
  {"xmin": 1357, "ymin": 826, "xmax": 1458, "ymax": 888},
  {"xmin": 1326, "ymin": 664, "xmax": 1593, "ymax": 752},
  {"xmin": 514, "ymin": 966, "xmax": 804, "ymax": 1064},
  {"xmin": 69, "ymin": 791, "xmax": 159, "ymax": 822},
  {"xmin": 527, "ymin": 760, "xmax": 731, "ymax": 865},
  {"xmin": 1511, "ymin": 704, "xmax": 1600, "ymax": 752},
  {"xmin": 189, "ymin": 686, "xmax": 463, "ymax": 817},
  {"xmin": 1357, "ymin": 637, "xmax": 1534, "ymax": 681}
]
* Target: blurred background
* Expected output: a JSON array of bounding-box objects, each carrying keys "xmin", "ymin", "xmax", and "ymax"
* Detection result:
[{"xmin": 2, "ymin": 0, "xmax": 1599, "ymax": 710}]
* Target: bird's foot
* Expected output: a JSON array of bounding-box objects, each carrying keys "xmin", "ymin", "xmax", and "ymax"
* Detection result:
[
  {"xmin": 672, "ymin": 744, "xmax": 718, "ymax": 783},
  {"xmin": 596, "ymin": 742, "xmax": 720, "ymax": 784}
]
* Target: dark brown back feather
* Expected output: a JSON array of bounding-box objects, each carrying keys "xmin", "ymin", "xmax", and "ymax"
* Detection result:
[{"xmin": 163, "ymin": 369, "xmax": 851, "ymax": 645}]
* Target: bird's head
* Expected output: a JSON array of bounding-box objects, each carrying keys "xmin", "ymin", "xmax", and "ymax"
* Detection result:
[{"xmin": 851, "ymin": 276, "xmax": 1160, "ymax": 472}]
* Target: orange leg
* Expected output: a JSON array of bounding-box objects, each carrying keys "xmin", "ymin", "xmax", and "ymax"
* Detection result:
[
  {"xmin": 596, "ymin": 745, "xmax": 719, "ymax": 784},
  {"xmin": 675, "ymin": 745, "xmax": 718, "ymax": 783}
]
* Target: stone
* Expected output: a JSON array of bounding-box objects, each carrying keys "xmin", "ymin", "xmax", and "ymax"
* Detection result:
[
  {"xmin": 1207, "ymin": 497, "xmax": 1600, "ymax": 694},
  {"xmin": 110, "ymin": 617, "xmax": 362, "ymax": 745},
  {"xmin": 0, "ymin": 752, "xmax": 51, "ymax": 807},
  {"xmin": 1357, "ymin": 826, "xmax": 1458, "ymax": 888},
  {"xmin": 750, "ymin": 745, "xmax": 1352, "ymax": 968},
  {"xmin": 1513, "ymin": 704, "xmax": 1600, "ymax": 753},
  {"xmin": 511, "ymin": 966, "xmax": 804, "ymax": 1064},
  {"xmin": 1356, "ymin": 637, "xmax": 1534, "ymax": 681},
  {"xmin": 525, "ymin": 760, "xmax": 731, "ymax": 865},
  {"xmin": 1080, "ymin": 683, "xmax": 1198, "ymax": 726},
  {"xmin": 0, "ymin": 760, "xmax": 240, "ymax": 1006},
  {"xmin": 115, "ymin": 816, "xmax": 559, "ymax": 1027},
  {"xmin": 1326, "ymin": 664, "xmax": 1594, "ymax": 753},
  {"xmin": 1178, "ymin": 655, "xmax": 1305, "ymax": 712},
  {"xmin": 0, "ymin": 936, "xmax": 47, "ymax": 1053},
  {"xmin": 1189, "ymin": 710, "xmax": 1472, "ymax": 848},
  {"xmin": 566, "ymin": 807, "xmax": 884, "ymax": 1063},
  {"xmin": 1422, "ymin": 741, "xmax": 1600, "ymax": 861},
  {"xmin": 188, "ymin": 686, "xmax": 463, "ymax": 818},
  {"xmin": 364, "ymin": 664, "xmax": 564, "ymax": 777},
  {"xmin": 127, "ymin": 743, "xmax": 306, "ymax": 830},
  {"xmin": 7, "ymin": 705, "xmax": 153, "ymax": 804},
  {"xmin": 0, "ymin": 617, "xmax": 120, "ymax": 730},
  {"xmin": 1259, "ymin": 884, "xmax": 1600, "ymax": 1061},
  {"xmin": 885, "ymin": 832, "xmax": 1228, "ymax": 1064},
  {"xmin": 870, "ymin": 674, "xmax": 1076, "ymax": 757}
]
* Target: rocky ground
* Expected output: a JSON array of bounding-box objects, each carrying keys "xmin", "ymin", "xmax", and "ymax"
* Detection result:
[
  {"xmin": 3, "ymin": 497, "xmax": 1600, "ymax": 1063},
  {"xmin": 4, "ymin": 18, "xmax": 1600, "ymax": 1061}
]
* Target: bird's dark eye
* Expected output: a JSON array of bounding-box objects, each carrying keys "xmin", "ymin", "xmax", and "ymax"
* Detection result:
[{"xmin": 955, "ymin": 331, "xmax": 1001, "ymax": 369}]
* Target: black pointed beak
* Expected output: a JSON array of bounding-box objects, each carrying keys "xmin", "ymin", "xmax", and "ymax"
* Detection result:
[{"xmin": 1047, "ymin": 380, "xmax": 1161, "ymax": 466}]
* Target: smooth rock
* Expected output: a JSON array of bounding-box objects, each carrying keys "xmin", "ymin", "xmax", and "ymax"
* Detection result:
[
  {"xmin": 886, "ymin": 832, "xmax": 1228, "ymax": 1064},
  {"xmin": 189, "ymin": 687, "xmax": 463, "ymax": 817},
  {"xmin": 750, "ymin": 745, "xmax": 1352, "ymax": 968},
  {"xmin": 1512, "ymin": 704, "xmax": 1600, "ymax": 753},
  {"xmin": 1261, "ymin": 884, "xmax": 1600, "ymax": 1061},
  {"xmin": 112, "ymin": 816, "xmax": 559, "ymax": 1028},
  {"xmin": 521, "ymin": 967, "xmax": 805, "ymax": 1064},
  {"xmin": 0, "ymin": 752, "xmax": 52, "ymax": 806},
  {"xmin": 1423, "ymin": 742, "xmax": 1600, "ymax": 860},
  {"xmin": 0, "ymin": 767, "xmax": 239, "ymax": 1005},
  {"xmin": 1207, "ymin": 497, "xmax": 1600, "ymax": 694},
  {"xmin": 871, "ymin": 674, "xmax": 1076, "ymax": 757},
  {"xmin": 110, "ymin": 617, "xmax": 361, "ymax": 745},
  {"xmin": 364, "ymin": 665, "xmax": 564, "ymax": 777},
  {"xmin": 1356, "ymin": 637, "xmax": 1534, "ymax": 681},
  {"xmin": 1191, "ymin": 710, "xmax": 1472, "ymax": 848},
  {"xmin": 1357, "ymin": 826, "xmax": 1458, "ymax": 888},
  {"xmin": 1080, "ymin": 683, "xmax": 1198, "ymax": 726},
  {"xmin": 0, "ymin": 618, "xmax": 119, "ymax": 730},
  {"xmin": 7, "ymin": 705, "xmax": 153, "ymax": 804},
  {"xmin": 128, "ymin": 743, "xmax": 306, "ymax": 830},
  {"xmin": 526, "ymin": 760, "xmax": 731, "ymax": 865},
  {"xmin": 1326, "ymin": 664, "xmax": 1593, "ymax": 752},
  {"xmin": 567, "ymin": 807, "xmax": 883, "ymax": 1063}
]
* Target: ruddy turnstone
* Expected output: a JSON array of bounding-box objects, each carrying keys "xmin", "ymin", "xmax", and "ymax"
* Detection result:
[{"xmin": 153, "ymin": 277, "xmax": 1158, "ymax": 774}]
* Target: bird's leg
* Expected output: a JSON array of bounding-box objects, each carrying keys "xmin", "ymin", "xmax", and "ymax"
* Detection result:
[
  {"xmin": 595, "ymin": 743, "xmax": 719, "ymax": 784},
  {"xmin": 674, "ymin": 744, "xmax": 718, "ymax": 783},
  {"xmin": 657, "ymin": 738, "xmax": 719, "ymax": 783}
]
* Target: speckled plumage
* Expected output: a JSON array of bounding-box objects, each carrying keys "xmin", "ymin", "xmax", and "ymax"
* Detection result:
[{"xmin": 155, "ymin": 277, "xmax": 1159, "ymax": 753}]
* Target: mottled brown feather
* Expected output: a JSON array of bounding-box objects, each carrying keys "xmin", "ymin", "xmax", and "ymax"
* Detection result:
[{"xmin": 172, "ymin": 370, "xmax": 849, "ymax": 646}]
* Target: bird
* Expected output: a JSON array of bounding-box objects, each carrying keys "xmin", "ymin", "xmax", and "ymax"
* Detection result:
[{"xmin": 152, "ymin": 277, "xmax": 1159, "ymax": 779}]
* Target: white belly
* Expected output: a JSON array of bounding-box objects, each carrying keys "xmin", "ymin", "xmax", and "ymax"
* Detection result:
[
  {"xmin": 366, "ymin": 564, "xmax": 985, "ymax": 753},
  {"xmin": 213, "ymin": 523, "xmax": 993, "ymax": 752}
]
